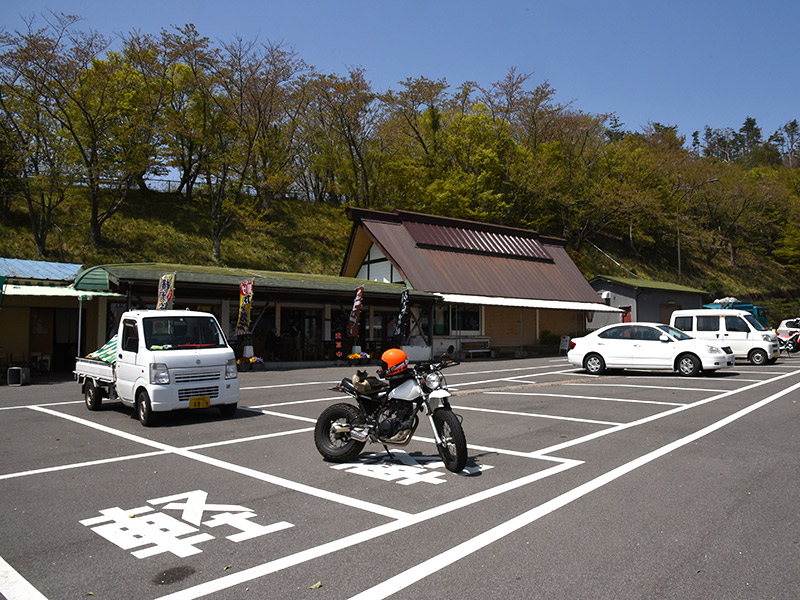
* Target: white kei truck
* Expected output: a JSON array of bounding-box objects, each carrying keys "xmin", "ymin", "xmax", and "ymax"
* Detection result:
[{"xmin": 74, "ymin": 309, "xmax": 240, "ymax": 426}]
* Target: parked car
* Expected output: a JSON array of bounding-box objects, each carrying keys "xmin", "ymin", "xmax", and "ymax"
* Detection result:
[
  {"xmin": 669, "ymin": 308, "xmax": 779, "ymax": 365},
  {"xmin": 776, "ymin": 318, "xmax": 800, "ymax": 337},
  {"xmin": 567, "ymin": 322, "xmax": 735, "ymax": 377}
]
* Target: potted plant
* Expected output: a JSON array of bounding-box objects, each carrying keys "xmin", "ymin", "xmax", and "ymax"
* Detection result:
[
  {"xmin": 237, "ymin": 357, "xmax": 251, "ymax": 371},
  {"xmin": 251, "ymin": 356, "xmax": 264, "ymax": 371}
]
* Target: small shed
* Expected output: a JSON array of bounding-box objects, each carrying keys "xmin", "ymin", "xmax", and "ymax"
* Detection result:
[{"xmin": 588, "ymin": 275, "xmax": 707, "ymax": 329}]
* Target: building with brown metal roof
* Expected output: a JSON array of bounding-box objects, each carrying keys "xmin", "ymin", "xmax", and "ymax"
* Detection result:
[{"xmin": 341, "ymin": 208, "xmax": 621, "ymax": 357}]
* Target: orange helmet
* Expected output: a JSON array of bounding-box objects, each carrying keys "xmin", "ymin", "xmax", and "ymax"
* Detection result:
[{"xmin": 380, "ymin": 348, "xmax": 408, "ymax": 376}]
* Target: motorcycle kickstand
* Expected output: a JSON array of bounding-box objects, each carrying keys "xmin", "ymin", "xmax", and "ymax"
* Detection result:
[{"xmin": 382, "ymin": 445, "xmax": 397, "ymax": 462}]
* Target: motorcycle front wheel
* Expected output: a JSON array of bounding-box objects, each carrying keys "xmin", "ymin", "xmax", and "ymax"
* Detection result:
[
  {"xmin": 314, "ymin": 403, "xmax": 366, "ymax": 463},
  {"xmin": 432, "ymin": 409, "xmax": 467, "ymax": 473}
]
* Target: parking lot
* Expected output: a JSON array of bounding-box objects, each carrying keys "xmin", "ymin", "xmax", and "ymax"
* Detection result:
[{"xmin": 2, "ymin": 356, "xmax": 800, "ymax": 599}]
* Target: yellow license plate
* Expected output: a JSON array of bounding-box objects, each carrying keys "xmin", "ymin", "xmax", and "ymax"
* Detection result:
[{"xmin": 189, "ymin": 396, "xmax": 211, "ymax": 409}]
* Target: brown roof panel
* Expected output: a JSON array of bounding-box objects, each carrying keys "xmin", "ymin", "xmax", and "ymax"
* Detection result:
[{"xmin": 354, "ymin": 212, "xmax": 600, "ymax": 304}]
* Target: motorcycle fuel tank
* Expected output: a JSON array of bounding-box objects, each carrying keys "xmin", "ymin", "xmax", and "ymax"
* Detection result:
[{"xmin": 387, "ymin": 378, "xmax": 423, "ymax": 401}]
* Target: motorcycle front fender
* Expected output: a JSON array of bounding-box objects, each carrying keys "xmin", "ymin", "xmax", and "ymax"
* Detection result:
[{"xmin": 427, "ymin": 388, "xmax": 451, "ymax": 410}]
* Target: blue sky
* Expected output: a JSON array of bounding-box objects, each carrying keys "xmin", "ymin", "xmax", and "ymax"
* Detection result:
[{"xmin": 3, "ymin": 0, "xmax": 798, "ymax": 142}]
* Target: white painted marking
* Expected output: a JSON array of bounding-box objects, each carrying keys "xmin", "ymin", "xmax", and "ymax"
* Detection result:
[
  {"xmin": 154, "ymin": 459, "xmax": 580, "ymax": 600},
  {"xmin": 28, "ymin": 406, "xmax": 408, "ymax": 520},
  {"xmin": 0, "ymin": 450, "xmax": 168, "ymax": 480},
  {"xmin": 348, "ymin": 378, "xmax": 800, "ymax": 599},
  {"xmin": 566, "ymin": 383, "xmax": 727, "ymax": 393},
  {"xmin": 0, "ymin": 555, "xmax": 48, "ymax": 600},
  {"xmin": 488, "ymin": 391, "xmax": 683, "ymax": 407},
  {"xmin": 455, "ymin": 405, "xmax": 622, "ymax": 426},
  {"xmin": 240, "ymin": 380, "xmax": 338, "ymax": 390}
]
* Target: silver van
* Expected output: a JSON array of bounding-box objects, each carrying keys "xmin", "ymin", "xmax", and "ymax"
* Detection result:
[{"xmin": 669, "ymin": 309, "xmax": 778, "ymax": 365}]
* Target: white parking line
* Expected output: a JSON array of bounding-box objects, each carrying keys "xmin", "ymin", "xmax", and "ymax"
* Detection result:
[
  {"xmin": 26, "ymin": 406, "xmax": 409, "ymax": 520},
  {"xmin": 154, "ymin": 458, "xmax": 582, "ymax": 600},
  {"xmin": 347, "ymin": 376, "xmax": 800, "ymax": 600},
  {"xmin": 488, "ymin": 391, "xmax": 684, "ymax": 407},
  {"xmin": 0, "ymin": 555, "xmax": 48, "ymax": 600},
  {"xmin": 566, "ymin": 383, "xmax": 728, "ymax": 393},
  {"xmin": 455, "ymin": 405, "xmax": 622, "ymax": 426}
]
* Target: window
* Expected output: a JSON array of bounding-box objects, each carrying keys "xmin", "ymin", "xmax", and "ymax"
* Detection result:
[
  {"xmin": 451, "ymin": 305, "xmax": 481, "ymax": 334},
  {"xmin": 725, "ymin": 316, "xmax": 750, "ymax": 333},
  {"xmin": 673, "ymin": 316, "xmax": 693, "ymax": 332},
  {"xmin": 599, "ymin": 325, "xmax": 633, "ymax": 339},
  {"xmin": 142, "ymin": 316, "xmax": 227, "ymax": 350},
  {"xmin": 697, "ymin": 316, "xmax": 720, "ymax": 332},
  {"xmin": 121, "ymin": 320, "xmax": 139, "ymax": 353},
  {"xmin": 632, "ymin": 326, "xmax": 661, "ymax": 341}
]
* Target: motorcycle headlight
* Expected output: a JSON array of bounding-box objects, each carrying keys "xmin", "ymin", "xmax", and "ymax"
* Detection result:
[
  {"xmin": 425, "ymin": 371, "xmax": 443, "ymax": 390},
  {"xmin": 150, "ymin": 363, "xmax": 170, "ymax": 384}
]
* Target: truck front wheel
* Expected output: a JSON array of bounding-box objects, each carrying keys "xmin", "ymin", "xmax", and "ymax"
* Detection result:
[{"xmin": 137, "ymin": 390, "xmax": 157, "ymax": 427}]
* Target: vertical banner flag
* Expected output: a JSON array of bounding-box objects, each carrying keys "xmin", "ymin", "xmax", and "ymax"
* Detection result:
[
  {"xmin": 346, "ymin": 286, "xmax": 364, "ymax": 337},
  {"xmin": 156, "ymin": 272, "xmax": 176, "ymax": 310},
  {"xmin": 236, "ymin": 279, "xmax": 254, "ymax": 335},
  {"xmin": 394, "ymin": 287, "xmax": 409, "ymax": 336}
]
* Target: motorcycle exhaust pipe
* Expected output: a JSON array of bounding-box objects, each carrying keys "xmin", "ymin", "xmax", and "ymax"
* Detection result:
[{"xmin": 331, "ymin": 422, "xmax": 369, "ymax": 442}]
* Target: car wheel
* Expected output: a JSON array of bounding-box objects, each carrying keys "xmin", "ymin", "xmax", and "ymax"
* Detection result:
[
  {"xmin": 136, "ymin": 389, "xmax": 158, "ymax": 427},
  {"xmin": 748, "ymin": 349, "xmax": 768, "ymax": 366},
  {"xmin": 584, "ymin": 353, "xmax": 606, "ymax": 375},
  {"xmin": 677, "ymin": 354, "xmax": 700, "ymax": 376}
]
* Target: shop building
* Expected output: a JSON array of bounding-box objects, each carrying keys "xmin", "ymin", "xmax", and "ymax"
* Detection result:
[{"xmin": 340, "ymin": 208, "xmax": 621, "ymax": 357}]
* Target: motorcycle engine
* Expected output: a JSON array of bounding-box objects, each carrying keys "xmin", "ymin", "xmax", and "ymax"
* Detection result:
[{"xmin": 376, "ymin": 401, "xmax": 416, "ymax": 442}]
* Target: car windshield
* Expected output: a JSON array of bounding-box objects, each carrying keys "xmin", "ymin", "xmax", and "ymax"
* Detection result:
[
  {"xmin": 743, "ymin": 314, "xmax": 767, "ymax": 331},
  {"xmin": 657, "ymin": 324, "xmax": 692, "ymax": 341},
  {"xmin": 143, "ymin": 316, "xmax": 227, "ymax": 350}
]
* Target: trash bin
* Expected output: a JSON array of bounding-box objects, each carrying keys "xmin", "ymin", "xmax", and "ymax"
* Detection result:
[{"xmin": 7, "ymin": 367, "xmax": 31, "ymax": 386}]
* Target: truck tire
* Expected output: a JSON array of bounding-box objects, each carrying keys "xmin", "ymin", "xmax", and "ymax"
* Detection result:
[
  {"xmin": 84, "ymin": 380, "xmax": 104, "ymax": 411},
  {"xmin": 219, "ymin": 403, "xmax": 237, "ymax": 418},
  {"xmin": 137, "ymin": 390, "xmax": 158, "ymax": 427}
]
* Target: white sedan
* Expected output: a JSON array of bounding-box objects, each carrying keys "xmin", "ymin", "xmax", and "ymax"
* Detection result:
[{"xmin": 567, "ymin": 322, "xmax": 735, "ymax": 376}]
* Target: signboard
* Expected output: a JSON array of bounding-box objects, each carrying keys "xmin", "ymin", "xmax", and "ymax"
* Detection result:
[{"xmin": 156, "ymin": 273, "xmax": 176, "ymax": 310}]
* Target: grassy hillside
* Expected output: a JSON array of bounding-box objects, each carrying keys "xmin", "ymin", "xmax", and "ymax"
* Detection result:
[
  {"xmin": 0, "ymin": 190, "xmax": 352, "ymax": 274},
  {"xmin": 3, "ymin": 189, "xmax": 800, "ymax": 321}
]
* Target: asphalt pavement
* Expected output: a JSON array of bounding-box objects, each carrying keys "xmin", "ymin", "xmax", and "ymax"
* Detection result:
[{"xmin": 1, "ymin": 356, "xmax": 799, "ymax": 599}]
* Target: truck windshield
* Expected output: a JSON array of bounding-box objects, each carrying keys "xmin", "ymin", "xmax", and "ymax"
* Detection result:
[
  {"xmin": 743, "ymin": 314, "xmax": 767, "ymax": 331},
  {"xmin": 143, "ymin": 316, "xmax": 228, "ymax": 350}
]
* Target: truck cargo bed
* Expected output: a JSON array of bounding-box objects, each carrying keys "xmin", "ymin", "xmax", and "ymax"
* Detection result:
[{"xmin": 74, "ymin": 356, "xmax": 115, "ymax": 383}]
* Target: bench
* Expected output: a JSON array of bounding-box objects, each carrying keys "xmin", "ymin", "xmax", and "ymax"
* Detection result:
[{"xmin": 461, "ymin": 338, "xmax": 491, "ymax": 358}]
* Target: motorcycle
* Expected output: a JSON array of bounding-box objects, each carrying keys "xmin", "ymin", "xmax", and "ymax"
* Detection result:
[
  {"xmin": 314, "ymin": 349, "xmax": 468, "ymax": 473},
  {"xmin": 777, "ymin": 330, "xmax": 800, "ymax": 354}
]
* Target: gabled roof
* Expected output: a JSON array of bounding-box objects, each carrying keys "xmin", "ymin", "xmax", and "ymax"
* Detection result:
[
  {"xmin": 591, "ymin": 275, "xmax": 707, "ymax": 294},
  {"xmin": 341, "ymin": 208, "xmax": 602, "ymax": 304}
]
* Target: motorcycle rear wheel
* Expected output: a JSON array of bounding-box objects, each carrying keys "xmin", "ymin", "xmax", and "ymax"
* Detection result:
[
  {"xmin": 314, "ymin": 403, "xmax": 366, "ymax": 463},
  {"xmin": 433, "ymin": 409, "xmax": 467, "ymax": 473}
]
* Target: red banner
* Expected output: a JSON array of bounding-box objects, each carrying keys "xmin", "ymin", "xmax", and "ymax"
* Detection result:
[
  {"xmin": 346, "ymin": 286, "xmax": 364, "ymax": 337},
  {"xmin": 235, "ymin": 279, "xmax": 254, "ymax": 335}
]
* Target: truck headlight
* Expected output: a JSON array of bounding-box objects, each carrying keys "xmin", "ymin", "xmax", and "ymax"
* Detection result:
[
  {"xmin": 150, "ymin": 363, "xmax": 170, "ymax": 384},
  {"xmin": 762, "ymin": 334, "xmax": 772, "ymax": 342},
  {"xmin": 225, "ymin": 358, "xmax": 238, "ymax": 380}
]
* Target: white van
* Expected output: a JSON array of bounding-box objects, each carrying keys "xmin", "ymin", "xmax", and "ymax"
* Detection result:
[{"xmin": 669, "ymin": 309, "xmax": 779, "ymax": 365}]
